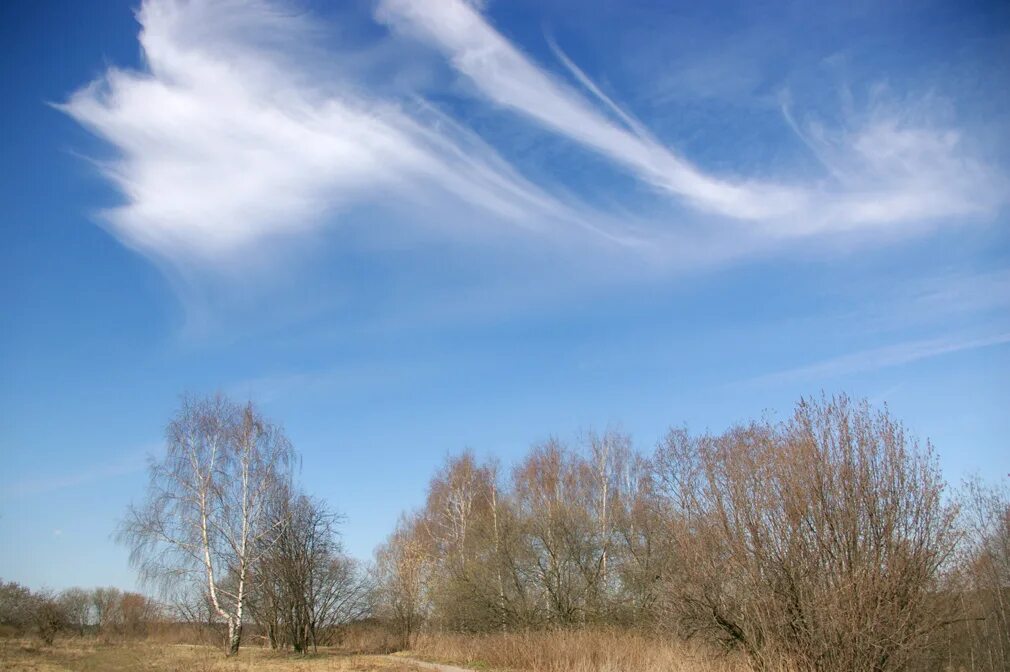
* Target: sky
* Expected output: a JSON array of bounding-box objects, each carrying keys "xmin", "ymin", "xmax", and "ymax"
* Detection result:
[{"xmin": 1, "ymin": 0, "xmax": 1008, "ymax": 592}]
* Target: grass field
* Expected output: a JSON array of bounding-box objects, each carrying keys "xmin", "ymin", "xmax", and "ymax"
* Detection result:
[
  {"xmin": 410, "ymin": 629, "xmax": 750, "ymax": 672},
  {"xmin": 0, "ymin": 631, "xmax": 751, "ymax": 672},
  {"xmin": 0, "ymin": 640, "xmax": 428, "ymax": 672}
]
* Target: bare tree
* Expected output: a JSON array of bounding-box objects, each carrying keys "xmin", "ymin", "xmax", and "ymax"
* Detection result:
[
  {"xmin": 368, "ymin": 395, "xmax": 989, "ymax": 672},
  {"xmin": 118, "ymin": 394, "xmax": 295, "ymax": 655},
  {"xmin": 387, "ymin": 440, "xmax": 653, "ymax": 632},
  {"xmin": 0, "ymin": 580, "xmax": 36, "ymax": 635},
  {"xmin": 31, "ymin": 590, "xmax": 66, "ymax": 645},
  {"xmin": 950, "ymin": 475, "xmax": 1010, "ymax": 671},
  {"xmin": 375, "ymin": 515, "xmax": 432, "ymax": 649},
  {"xmin": 169, "ymin": 584, "xmax": 222, "ymax": 644},
  {"xmin": 252, "ymin": 490, "xmax": 372, "ymax": 653},
  {"xmin": 58, "ymin": 588, "xmax": 91, "ymax": 636},
  {"xmin": 511, "ymin": 439, "xmax": 608, "ymax": 625},
  {"xmin": 119, "ymin": 592, "xmax": 157, "ymax": 638},
  {"xmin": 610, "ymin": 448, "xmax": 667, "ymax": 622},
  {"xmin": 90, "ymin": 587, "xmax": 122, "ymax": 636},
  {"xmin": 652, "ymin": 395, "xmax": 960, "ymax": 671}
]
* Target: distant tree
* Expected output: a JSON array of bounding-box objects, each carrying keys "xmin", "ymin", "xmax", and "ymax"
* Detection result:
[
  {"xmin": 421, "ymin": 452, "xmax": 503, "ymax": 630},
  {"xmin": 170, "ymin": 585, "xmax": 221, "ymax": 643},
  {"xmin": 90, "ymin": 586, "xmax": 122, "ymax": 635},
  {"xmin": 0, "ymin": 582, "xmax": 66, "ymax": 644},
  {"xmin": 385, "ymin": 440, "xmax": 662, "ymax": 633},
  {"xmin": 951, "ymin": 475, "xmax": 1010, "ymax": 671},
  {"xmin": 58, "ymin": 587, "xmax": 91, "ymax": 636},
  {"xmin": 375, "ymin": 516, "xmax": 432, "ymax": 649},
  {"xmin": 0, "ymin": 580, "xmax": 36, "ymax": 634},
  {"xmin": 118, "ymin": 394, "xmax": 295, "ymax": 655},
  {"xmin": 609, "ymin": 447, "xmax": 667, "ymax": 622},
  {"xmin": 31, "ymin": 590, "xmax": 66, "ymax": 645},
  {"xmin": 120, "ymin": 592, "xmax": 157, "ymax": 637}
]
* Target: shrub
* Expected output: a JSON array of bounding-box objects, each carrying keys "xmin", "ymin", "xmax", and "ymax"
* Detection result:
[{"xmin": 653, "ymin": 395, "xmax": 960, "ymax": 672}]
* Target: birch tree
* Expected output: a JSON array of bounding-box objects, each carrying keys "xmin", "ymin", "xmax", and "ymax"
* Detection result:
[
  {"xmin": 375, "ymin": 516, "xmax": 432, "ymax": 649},
  {"xmin": 118, "ymin": 394, "xmax": 294, "ymax": 655}
]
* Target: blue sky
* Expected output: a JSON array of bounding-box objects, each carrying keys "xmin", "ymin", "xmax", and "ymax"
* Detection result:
[{"xmin": 1, "ymin": 0, "xmax": 1008, "ymax": 591}]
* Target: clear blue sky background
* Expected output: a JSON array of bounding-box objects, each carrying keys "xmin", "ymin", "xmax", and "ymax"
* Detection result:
[{"xmin": 1, "ymin": 0, "xmax": 1008, "ymax": 592}]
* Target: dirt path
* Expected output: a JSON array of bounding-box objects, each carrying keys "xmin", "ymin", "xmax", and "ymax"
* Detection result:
[{"xmin": 383, "ymin": 655, "xmax": 478, "ymax": 672}]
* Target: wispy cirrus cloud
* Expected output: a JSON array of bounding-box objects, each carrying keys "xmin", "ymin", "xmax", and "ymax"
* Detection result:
[
  {"xmin": 58, "ymin": 0, "xmax": 585, "ymax": 269},
  {"xmin": 744, "ymin": 331, "xmax": 1010, "ymax": 387},
  {"xmin": 59, "ymin": 0, "xmax": 1005, "ymax": 276},
  {"xmin": 1, "ymin": 449, "xmax": 149, "ymax": 499},
  {"xmin": 377, "ymin": 0, "xmax": 807, "ymax": 222},
  {"xmin": 377, "ymin": 0, "xmax": 1005, "ymax": 237}
]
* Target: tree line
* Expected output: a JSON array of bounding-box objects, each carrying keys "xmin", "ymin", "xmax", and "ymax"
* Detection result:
[
  {"xmin": 372, "ymin": 395, "xmax": 1009, "ymax": 672},
  {"xmin": 0, "ymin": 583, "xmax": 159, "ymax": 643},
  {"xmin": 2, "ymin": 392, "xmax": 1005, "ymax": 672}
]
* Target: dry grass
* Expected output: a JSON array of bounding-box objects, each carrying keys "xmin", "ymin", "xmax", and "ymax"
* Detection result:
[
  {"xmin": 0, "ymin": 639, "xmax": 421, "ymax": 672},
  {"xmin": 0, "ymin": 630, "xmax": 775, "ymax": 672},
  {"xmin": 408, "ymin": 628, "xmax": 755, "ymax": 672}
]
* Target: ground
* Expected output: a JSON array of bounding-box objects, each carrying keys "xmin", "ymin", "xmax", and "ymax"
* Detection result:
[{"xmin": 0, "ymin": 640, "xmax": 453, "ymax": 672}]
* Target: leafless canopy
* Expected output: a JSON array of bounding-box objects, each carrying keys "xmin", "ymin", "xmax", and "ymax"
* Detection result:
[
  {"xmin": 250, "ymin": 489, "xmax": 373, "ymax": 653},
  {"xmin": 117, "ymin": 394, "xmax": 295, "ymax": 655},
  {"xmin": 374, "ymin": 396, "xmax": 975, "ymax": 672}
]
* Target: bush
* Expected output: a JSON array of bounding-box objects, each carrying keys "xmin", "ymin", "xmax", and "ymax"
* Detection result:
[
  {"xmin": 653, "ymin": 395, "xmax": 960, "ymax": 672},
  {"xmin": 31, "ymin": 592, "xmax": 66, "ymax": 645}
]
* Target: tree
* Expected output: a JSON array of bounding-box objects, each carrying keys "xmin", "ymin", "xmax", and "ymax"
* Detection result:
[
  {"xmin": 511, "ymin": 439, "xmax": 607, "ymax": 625},
  {"xmin": 375, "ymin": 516, "xmax": 432, "ymax": 649},
  {"xmin": 384, "ymin": 441, "xmax": 655, "ymax": 632},
  {"xmin": 609, "ymin": 448, "xmax": 667, "ymax": 622},
  {"xmin": 420, "ymin": 452, "xmax": 506, "ymax": 630},
  {"xmin": 652, "ymin": 395, "xmax": 960, "ymax": 672},
  {"xmin": 951, "ymin": 475, "xmax": 1010, "ymax": 671},
  {"xmin": 118, "ymin": 394, "xmax": 295, "ymax": 655},
  {"xmin": 0, "ymin": 580, "xmax": 36, "ymax": 635},
  {"xmin": 120, "ymin": 592, "xmax": 157, "ymax": 637},
  {"xmin": 58, "ymin": 588, "xmax": 92, "ymax": 636},
  {"xmin": 252, "ymin": 489, "xmax": 372, "ymax": 653},
  {"xmin": 90, "ymin": 587, "xmax": 122, "ymax": 636}
]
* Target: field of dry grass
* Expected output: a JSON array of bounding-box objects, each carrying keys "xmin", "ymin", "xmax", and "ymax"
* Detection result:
[
  {"xmin": 0, "ymin": 639, "xmax": 424, "ymax": 672},
  {"xmin": 0, "ymin": 629, "xmax": 773, "ymax": 672},
  {"xmin": 407, "ymin": 629, "xmax": 755, "ymax": 672}
]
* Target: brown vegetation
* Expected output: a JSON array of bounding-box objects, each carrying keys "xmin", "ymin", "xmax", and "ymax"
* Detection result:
[
  {"xmin": 410, "ymin": 628, "xmax": 754, "ymax": 672},
  {"xmin": 0, "ymin": 638, "xmax": 422, "ymax": 672},
  {"xmin": 3, "ymin": 393, "xmax": 1008, "ymax": 672},
  {"xmin": 374, "ymin": 395, "xmax": 1009, "ymax": 672}
]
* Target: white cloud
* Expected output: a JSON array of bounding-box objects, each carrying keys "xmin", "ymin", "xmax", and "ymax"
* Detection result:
[
  {"xmin": 59, "ymin": 0, "xmax": 1005, "ymax": 274},
  {"xmin": 377, "ymin": 0, "xmax": 806, "ymax": 222},
  {"xmin": 378, "ymin": 0, "xmax": 1005, "ymax": 236},
  {"xmin": 59, "ymin": 0, "xmax": 580, "ymax": 267}
]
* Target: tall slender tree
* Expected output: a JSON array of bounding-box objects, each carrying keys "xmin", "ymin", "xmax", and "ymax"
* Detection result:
[{"xmin": 118, "ymin": 394, "xmax": 294, "ymax": 655}]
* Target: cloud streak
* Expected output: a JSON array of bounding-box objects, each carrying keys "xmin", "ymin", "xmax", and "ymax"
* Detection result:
[
  {"xmin": 1, "ymin": 449, "xmax": 149, "ymax": 499},
  {"xmin": 59, "ymin": 0, "xmax": 1005, "ymax": 272},
  {"xmin": 378, "ymin": 0, "xmax": 1004, "ymax": 236},
  {"xmin": 59, "ymin": 0, "xmax": 580, "ymax": 267},
  {"xmin": 746, "ymin": 331, "xmax": 1010, "ymax": 387},
  {"xmin": 378, "ymin": 0, "xmax": 807, "ymax": 222}
]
